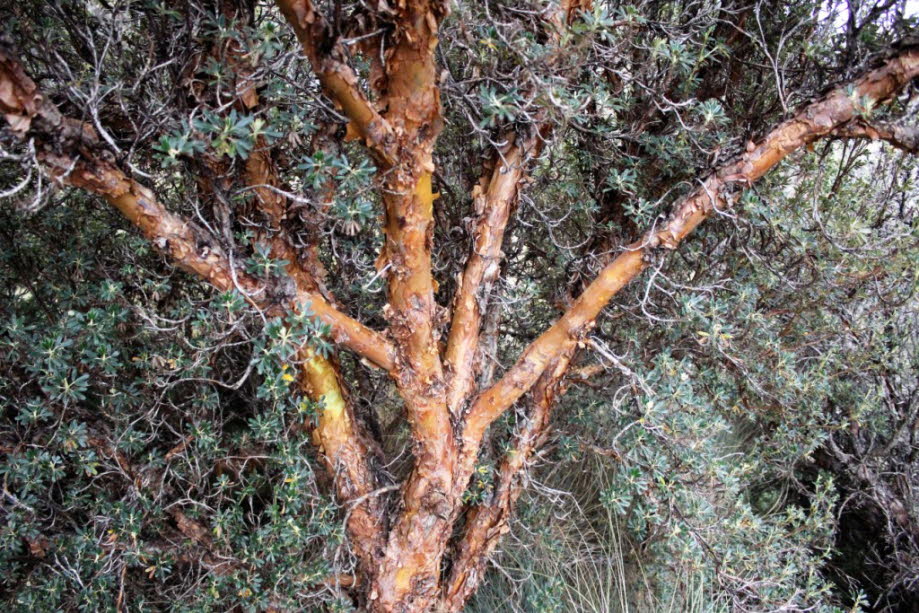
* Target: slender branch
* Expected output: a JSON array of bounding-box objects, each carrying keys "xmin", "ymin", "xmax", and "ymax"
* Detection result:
[
  {"xmin": 444, "ymin": 0, "xmax": 592, "ymax": 416},
  {"xmin": 443, "ymin": 345, "xmax": 577, "ymax": 611},
  {"xmin": 236, "ymin": 82, "xmax": 387, "ymax": 567},
  {"xmin": 833, "ymin": 118, "xmax": 919, "ymax": 153},
  {"xmin": 460, "ymin": 45, "xmax": 919, "ymax": 468},
  {"xmin": 444, "ymin": 133, "xmax": 540, "ymax": 416},
  {"xmin": 0, "ymin": 47, "xmax": 395, "ymax": 371},
  {"xmin": 277, "ymin": 0, "xmax": 395, "ymax": 165}
]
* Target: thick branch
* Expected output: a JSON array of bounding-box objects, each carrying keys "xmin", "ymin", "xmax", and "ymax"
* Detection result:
[
  {"xmin": 247, "ymin": 148, "xmax": 395, "ymax": 371},
  {"xmin": 3, "ymin": 37, "xmax": 391, "ymax": 578},
  {"xmin": 363, "ymin": 2, "xmax": 459, "ymax": 610},
  {"xmin": 460, "ymin": 45, "xmax": 919, "ymax": 466},
  {"xmin": 299, "ymin": 347, "xmax": 386, "ymax": 565},
  {"xmin": 276, "ymin": 0, "xmax": 395, "ymax": 164},
  {"xmin": 0, "ymin": 48, "xmax": 395, "ymax": 371}
]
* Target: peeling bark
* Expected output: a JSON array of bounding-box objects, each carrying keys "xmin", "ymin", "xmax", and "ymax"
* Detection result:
[
  {"xmin": 368, "ymin": 3, "xmax": 459, "ymax": 609},
  {"xmin": 444, "ymin": 0, "xmax": 588, "ymax": 417},
  {"xmin": 241, "ymin": 123, "xmax": 387, "ymax": 577},
  {"xmin": 299, "ymin": 347, "xmax": 387, "ymax": 568},
  {"xmin": 189, "ymin": 19, "xmax": 391, "ymax": 578},
  {"xmin": 833, "ymin": 118, "xmax": 919, "ymax": 153},
  {"xmin": 443, "ymin": 346, "xmax": 577, "ymax": 612},
  {"xmin": 444, "ymin": 134, "xmax": 540, "ymax": 417},
  {"xmin": 4, "ymin": 10, "xmax": 919, "ymax": 609},
  {"xmin": 277, "ymin": 0, "xmax": 396, "ymax": 164}
]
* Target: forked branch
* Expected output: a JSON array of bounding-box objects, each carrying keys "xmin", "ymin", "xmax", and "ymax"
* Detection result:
[
  {"xmin": 2, "ymin": 37, "xmax": 390, "ymax": 572},
  {"xmin": 460, "ymin": 45, "xmax": 919, "ymax": 467}
]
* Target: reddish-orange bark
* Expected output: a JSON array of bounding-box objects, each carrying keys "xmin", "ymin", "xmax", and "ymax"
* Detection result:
[
  {"xmin": 4, "ymin": 9, "xmax": 919, "ymax": 608},
  {"xmin": 193, "ymin": 15, "xmax": 391, "ymax": 572},
  {"xmin": 0, "ymin": 48, "xmax": 394, "ymax": 370},
  {"xmin": 298, "ymin": 347, "xmax": 386, "ymax": 567},
  {"xmin": 444, "ymin": 346, "xmax": 577, "ymax": 611},
  {"xmin": 366, "ymin": 3, "xmax": 460, "ymax": 609},
  {"xmin": 444, "ymin": 0, "xmax": 590, "ymax": 417}
]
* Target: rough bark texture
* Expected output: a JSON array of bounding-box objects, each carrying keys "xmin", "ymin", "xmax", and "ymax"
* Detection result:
[
  {"xmin": 444, "ymin": 0, "xmax": 587, "ymax": 418},
  {"xmin": 241, "ymin": 110, "xmax": 387, "ymax": 576},
  {"xmin": 3, "ymin": 10, "xmax": 919, "ymax": 609},
  {"xmin": 833, "ymin": 118, "xmax": 919, "ymax": 153},
  {"xmin": 443, "ymin": 346, "xmax": 577, "ymax": 611},
  {"xmin": 0, "ymin": 51, "xmax": 395, "ymax": 369},
  {"xmin": 368, "ymin": 3, "xmax": 459, "ymax": 609}
]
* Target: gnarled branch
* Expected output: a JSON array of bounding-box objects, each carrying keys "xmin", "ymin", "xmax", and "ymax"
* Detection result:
[
  {"xmin": 277, "ymin": 0, "xmax": 395, "ymax": 165},
  {"xmin": 444, "ymin": 0, "xmax": 592, "ymax": 416},
  {"xmin": 444, "ymin": 133, "xmax": 541, "ymax": 416},
  {"xmin": 359, "ymin": 2, "xmax": 459, "ymax": 610}
]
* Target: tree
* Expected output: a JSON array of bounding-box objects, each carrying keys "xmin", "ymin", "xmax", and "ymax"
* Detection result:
[{"xmin": 1, "ymin": 0, "xmax": 917, "ymax": 611}]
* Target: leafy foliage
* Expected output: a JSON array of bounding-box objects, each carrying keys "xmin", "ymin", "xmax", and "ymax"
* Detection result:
[{"xmin": 1, "ymin": 0, "xmax": 918, "ymax": 611}]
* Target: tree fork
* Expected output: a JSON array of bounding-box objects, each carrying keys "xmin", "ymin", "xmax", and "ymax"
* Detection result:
[
  {"xmin": 240, "ymin": 118, "xmax": 388, "ymax": 577},
  {"xmin": 457, "ymin": 44, "xmax": 919, "ymax": 528},
  {"xmin": 4, "ymin": 6, "xmax": 919, "ymax": 609}
]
